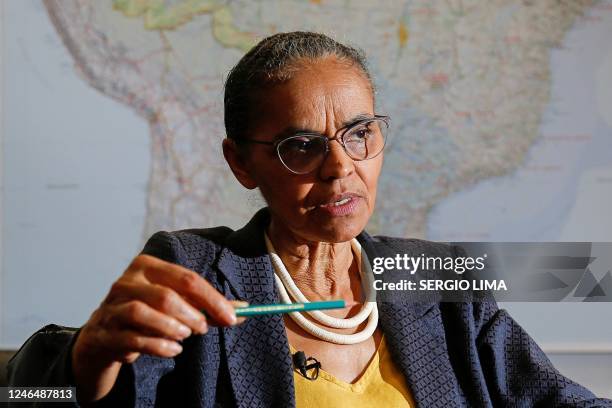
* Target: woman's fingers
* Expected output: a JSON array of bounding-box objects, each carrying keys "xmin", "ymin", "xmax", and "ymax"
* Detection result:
[
  {"xmin": 138, "ymin": 255, "xmax": 237, "ymax": 326},
  {"xmin": 104, "ymin": 300, "xmax": 197, "ymax": 341},
  {"xmin": 71, "ymin": 253, "xmax": 250, "ymax": 392},
  {"xmin": 105, "ymin": 281, "xmax": 208, "ymax": 335},
  {"xmin": 95, "ymin": 327, "xmax": 184, "ymax": 361},
  {"xmin": 92, "ymin": 300, "xmax": 249, "ymax": 363}
]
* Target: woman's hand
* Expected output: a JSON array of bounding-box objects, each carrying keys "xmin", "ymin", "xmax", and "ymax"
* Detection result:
[{"xmin": 70, "ymin": 254, "xmax": 246, "ymax": 404}]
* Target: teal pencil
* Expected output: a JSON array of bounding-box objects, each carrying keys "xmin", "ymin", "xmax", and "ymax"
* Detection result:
[{"xmin": 234, "ymin": 299, "xmax": 346, "ymax": 317}]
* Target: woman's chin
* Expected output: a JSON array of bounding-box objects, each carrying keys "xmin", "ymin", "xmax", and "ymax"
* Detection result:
[{"xmin": 307, "ymin": 215, "xmax": 369, "ymax": 243}]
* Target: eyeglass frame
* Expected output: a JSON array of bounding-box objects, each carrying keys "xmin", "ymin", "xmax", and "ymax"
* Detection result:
[{"xmin": 235, "ymin": 114, "xmax": 390, "ymax": 174}]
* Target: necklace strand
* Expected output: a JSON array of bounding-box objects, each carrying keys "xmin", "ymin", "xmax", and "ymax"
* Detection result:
[{"xmin": 264, "ymin": 232, "xmax": 378, "ymax": 344}]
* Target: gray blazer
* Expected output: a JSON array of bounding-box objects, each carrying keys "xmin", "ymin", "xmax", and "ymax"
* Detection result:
[{"xmin": 7, "ymin": 208, "xmax": 612, "ymax": 407}]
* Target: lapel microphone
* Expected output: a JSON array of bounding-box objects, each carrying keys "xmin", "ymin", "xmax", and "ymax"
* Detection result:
[{"xmin": 292, "ymin": 351, "xmax": 321, "ymax": 381}]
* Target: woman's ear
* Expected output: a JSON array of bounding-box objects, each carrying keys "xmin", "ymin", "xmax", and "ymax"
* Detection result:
[{"xmin": 222, "ymin": 138, "xmax": 258, "ymax": 189}]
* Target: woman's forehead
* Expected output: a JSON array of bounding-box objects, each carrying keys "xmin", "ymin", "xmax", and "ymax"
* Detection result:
[{"xmin": 257, "ymin": 61, "xmax": 374, "ymax": 131}]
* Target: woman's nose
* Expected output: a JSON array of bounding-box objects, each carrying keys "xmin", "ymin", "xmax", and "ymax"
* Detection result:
[{"xmin": 318, "ymin": 139, "xmax": 355, "ymax": 181}]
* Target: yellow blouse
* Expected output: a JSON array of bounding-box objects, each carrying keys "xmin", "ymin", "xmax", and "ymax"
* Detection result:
[{"xmin": 289, "ymin": 336, "xmax": 416, "ymax": 407}]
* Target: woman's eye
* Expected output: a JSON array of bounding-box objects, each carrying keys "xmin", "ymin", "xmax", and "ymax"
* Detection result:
[
  {"xmin": 287, "ymin": 138, "xmax": 313, "ymax": 152},
  {"xmin": 351, "ymin": 127, "xmax": 372, "ymax": 140}
]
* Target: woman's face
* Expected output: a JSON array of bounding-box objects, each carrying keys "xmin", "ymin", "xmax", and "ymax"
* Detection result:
[{"xmin": 226, "ymin": 56, "xmax": 383, "ymax": 243}]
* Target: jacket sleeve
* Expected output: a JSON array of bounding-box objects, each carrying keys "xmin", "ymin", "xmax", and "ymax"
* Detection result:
[
  {"xmin": 476, "ymin": 302, "xmax": 612, "ymax": 407},
  {"xmin": 6, "ymin": 231, "xmax": 183, "ymax": 408},
  {"xmin": 6, "ymin": 324, "xmax": 134, "ymax": 407},
  {"xmin": 6, "ymin": 323, "xmax": 80, "ymax": 407}
]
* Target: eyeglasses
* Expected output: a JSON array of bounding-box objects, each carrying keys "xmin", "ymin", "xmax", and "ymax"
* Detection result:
[{"xmin": 238, "ymin": 115, "xmax": 390, "ymax": 174}]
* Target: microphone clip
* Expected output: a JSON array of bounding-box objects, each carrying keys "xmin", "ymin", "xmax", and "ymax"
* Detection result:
[{"xmin": 292, "ymin": 351, "xmax": 321, "ymax": 381}]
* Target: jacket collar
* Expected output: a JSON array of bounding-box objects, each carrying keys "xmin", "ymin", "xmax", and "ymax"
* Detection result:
[{"xmin": 214, "ymin": 208, "xmax": 460, "ymax": 406}]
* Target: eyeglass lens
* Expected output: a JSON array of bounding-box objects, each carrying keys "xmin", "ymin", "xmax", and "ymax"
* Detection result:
[{"xmin": 277, "ymin": 118, "xmax": 388, "ymax": 174}]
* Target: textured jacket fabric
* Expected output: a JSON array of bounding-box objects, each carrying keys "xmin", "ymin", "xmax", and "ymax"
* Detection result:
[{"xmin": 7, "ymin": 208, "xmax": 612, "ymax": 407}]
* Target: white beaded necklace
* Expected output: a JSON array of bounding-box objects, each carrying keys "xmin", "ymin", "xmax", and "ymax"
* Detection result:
[{"xmin": 264, "ymin": 232, "xmax": 378, "ymax": 345}]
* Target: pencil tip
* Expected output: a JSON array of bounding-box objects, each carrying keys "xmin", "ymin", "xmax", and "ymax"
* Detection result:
[{"xmin": 344, "ymin": 300, "xmax": 361, "ymax": 307}]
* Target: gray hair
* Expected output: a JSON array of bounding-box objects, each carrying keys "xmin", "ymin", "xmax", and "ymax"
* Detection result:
[{"xmin": 223, "ymin": 31, "xmax": 374, "ymax": 141}]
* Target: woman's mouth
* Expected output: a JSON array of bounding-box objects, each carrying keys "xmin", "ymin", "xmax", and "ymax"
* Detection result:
[
  {"xmin": 321, "ymin": 197, "xmax": 352, "ymax": 207},
  {"xmin": 318, "ymin": 194, "xmax": 361, "ymax": 216}
]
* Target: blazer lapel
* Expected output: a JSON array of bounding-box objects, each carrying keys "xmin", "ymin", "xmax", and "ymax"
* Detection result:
[
  {"xmin": 358, "ymin": 232, "xmax": 464, "ymax": 407},
  {"xmin": 215, "ymin": 208, "xmax": 295, "ymax": 407},
  {"xmin": 377, "ymin": 301, "xmax": 464, "ymax": 407}
]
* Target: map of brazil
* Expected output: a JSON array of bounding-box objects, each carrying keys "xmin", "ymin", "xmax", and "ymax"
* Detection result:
[{"xmin": 39, "ymin": 0, "xmax": 612, "ymax": 240}]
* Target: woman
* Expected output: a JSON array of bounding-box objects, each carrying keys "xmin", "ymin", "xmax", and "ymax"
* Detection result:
[{"xmin": 7, "ymin": 32, "xmax": 611, "ymax": 408}]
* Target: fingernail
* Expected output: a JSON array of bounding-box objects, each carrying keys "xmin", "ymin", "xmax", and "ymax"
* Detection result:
[
  {"xmin": 227, "ymin": 311, "xmax": 237, "ymax": 325},
  {"xmin": 177, "ymin": 324, "xmax": 191, "ymax": 338},
  {"xmin": 183, "ymin": 306, "xmax": 205, "ymax": 323},
  {"xmin": 221, "ymin": 303, "xmax": 237, "ymax": 325},
  {"xmin": 167, "ymin": 342, "xmax": 183, "ymax": 354},
  {"xmin": 199, "ymin": 320, "xmax": 208, "ymax": 333}
]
